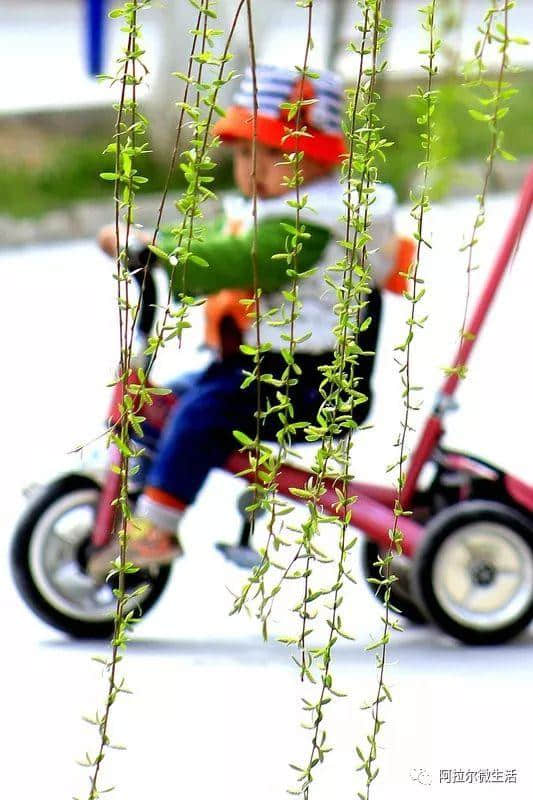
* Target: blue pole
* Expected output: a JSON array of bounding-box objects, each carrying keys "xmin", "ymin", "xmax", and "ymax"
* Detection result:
[{"xmin": 87, "ymin": 0, "xmax": 107, "ymax": 76}]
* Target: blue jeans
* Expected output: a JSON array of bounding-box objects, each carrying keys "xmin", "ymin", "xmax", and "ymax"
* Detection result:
[{"xmin": 145, "ymin": 353, "xmax": 330, "ymax": 505}]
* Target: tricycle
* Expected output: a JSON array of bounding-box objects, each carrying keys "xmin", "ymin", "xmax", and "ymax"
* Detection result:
[{"xmin": 10, "ymin": 167, "xmax": 533, "ymax": 645}]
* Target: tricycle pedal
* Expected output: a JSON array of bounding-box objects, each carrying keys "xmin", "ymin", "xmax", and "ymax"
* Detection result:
[{"xmin": 215, "ymin": 542, "xmax": 261, "ymax": 569}]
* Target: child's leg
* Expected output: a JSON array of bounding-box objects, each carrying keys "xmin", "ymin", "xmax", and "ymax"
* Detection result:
[
  {"xmin": 142, "ymin": 359, "xmax": 255, "ymax": 513},
  {"xmin": 88, "ymin": 359, "xmax": 254, "ymax": 580}
]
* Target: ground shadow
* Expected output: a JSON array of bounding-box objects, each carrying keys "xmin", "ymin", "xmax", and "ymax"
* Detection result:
[{"xmin": 41, "ymin": 623, "xmax": 533, "ymax": 668}]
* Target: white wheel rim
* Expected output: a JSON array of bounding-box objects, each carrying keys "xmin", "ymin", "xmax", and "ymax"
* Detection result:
[
  {"xmin": 29, "ymin": 488, "xmax": 152, "ymax": 623},
  {"xmin": 432, "ymin": 521, "xmax": 533, "ymax": 631}
]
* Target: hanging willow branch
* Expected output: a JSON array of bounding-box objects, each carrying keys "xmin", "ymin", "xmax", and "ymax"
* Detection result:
[
  {"xmin": 230, "ymin": 0, "xmax": 318, "ymax": 637},
  {"xmin": 356, "ymin": 2, "xmax": 440, "ymax": 798},
  {"xmin": 79, "ymin": 2, "xmax": 245, "ymax": 797},
  {"xmin": 453, "ymin": 0, "xmax": 518, "ymax": 371},
  {"xmin": 279, "ymin": 0, "xmax": 393, "ymax": 795},
  {"xmin": 228, "ymin": 2, "xmax": 394, "ymax": 795},
  {"xmin": 244, "ymin": 0, "xmax": 264, "ymax": 538},
  {"xmin": 144, "ymin": 0, "xmax": 245, "ymax": 361},
  {"xmin": 78, "ymin": 3, "xmax": 150, "ymax": 797}
]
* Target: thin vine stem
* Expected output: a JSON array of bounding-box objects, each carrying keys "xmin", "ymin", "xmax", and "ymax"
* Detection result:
[
  {"xmin": 141, "ymin": 0, "xmax": 246, "ymax": 367},
  {"xmin": 243, "ymin": 0, "xmax": 265, "ymax": 557},
  {"xmin": 457, "ymin": 0, "xmax": 511, "ymax": 355},
  {"xmin": 125, "ymin": 5, "xmax": 203, "ymax": 358},
  {"xmin": 285, "ymin": 1, "xmax": 395, "ymax": 795},
  {"xmin": 115, "ymin": 0, "xmax": 247, "ymax": 452},
  {"xmin": 230, "ymin": 1, "xmax": 325, "ymax": 630},
  {"xmin": 247, "ymin": 1, "xmax": 374, "ymax": 634},
  {"xmin": 82, "ymin": 4, "xmax": 147, "ymax": 798},
  {"xmin": 80, "ymin": 4, "xmax": 245, "ymax": 797},
  {"xmin": 232, "ymin": 0, "xmax": 318, "ymax": 639},
  {"xmin": 358, "ymin": 2, "xmax": 440, "ymax": 796}
]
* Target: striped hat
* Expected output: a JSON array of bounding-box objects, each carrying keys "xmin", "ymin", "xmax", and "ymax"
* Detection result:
[{"xmin": 213, "ymin": 64, "xmax": 346, "ymax": 166}]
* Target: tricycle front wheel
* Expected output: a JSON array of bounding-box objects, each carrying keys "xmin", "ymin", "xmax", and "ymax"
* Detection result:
[{"xmin": 11, "ymin": 475, "xmax": 172, "ymax": 639}]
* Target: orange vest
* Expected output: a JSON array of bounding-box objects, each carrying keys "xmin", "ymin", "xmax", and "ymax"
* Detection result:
[{"xmin": 205, "ymin": 289, "xmax": 252, "ymax": 350}]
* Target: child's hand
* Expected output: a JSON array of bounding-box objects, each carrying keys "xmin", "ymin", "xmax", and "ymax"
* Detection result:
[
  {"xmin": 97, "ymin": 224, "xmax": 119, "ymax": 257},
  {"xmin": 97, "ymin": 224, "xmax": 151, "ymax": 258}
]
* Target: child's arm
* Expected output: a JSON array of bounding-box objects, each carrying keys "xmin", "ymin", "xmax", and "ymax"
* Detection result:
[{"xmin": 157, "ymin": 216, "xmax": 330, "ymax": 297}]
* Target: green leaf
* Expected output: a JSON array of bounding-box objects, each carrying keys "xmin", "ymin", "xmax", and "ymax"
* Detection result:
[
  {"xmin": 147, "ymin": 245, "xmax": 170, "ymax": 262},
  {"xmin": 499, "ymin": 149, "xmax": 516, "ymax": 162},
  {"xmin": 189, "ymin": 254, "xmax": 210, "ymax": 268},
  {"xmin": 233, "ymin": 430, "xmax": 254, "ymax": 447},
  {"xmin": 147, "ymin": 386, "xmax": 172, "ymax": 395},
  {"xmin": 110, "ymin": 435, "xmax": 133, "ymax": 458},
  {"xmin": 468, "ymin": 109, "xmax": 491, "ymax": 122},
  {"xmin": 289, "ymin": 487, "xmax": 313, "ymax": 499}
]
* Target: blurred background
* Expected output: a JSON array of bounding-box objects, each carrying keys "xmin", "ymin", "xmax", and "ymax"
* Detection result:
[
  {"xmin": 1, "ymin": 2, "xmax": 533, "ymax": 799},
  {"xmin": 1, "ymin": 0, "xmax": 532, "ymax": 244}
]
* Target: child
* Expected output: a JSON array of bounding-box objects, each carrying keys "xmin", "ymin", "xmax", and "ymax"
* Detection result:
[{"xmin": 89, "ymin": 64, "xmax": 402, "ymax": 580}]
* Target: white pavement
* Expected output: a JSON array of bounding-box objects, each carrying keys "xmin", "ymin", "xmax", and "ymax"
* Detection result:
[{"xmin": 1, "ymin": 191, "xmax": 533, "ymax": 798}]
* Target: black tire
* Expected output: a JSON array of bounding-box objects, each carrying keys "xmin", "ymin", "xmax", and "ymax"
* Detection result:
[
  {"xmin": 10, "ymin": 474, "xmax": 172, "ymax": 639},
  {"xmin": 411, "ymin": 501, "xmax": 533, "ymax": 645},
  {"xmin": 361, "ymin": 538, "xmax": 427, "ymax": 625}
]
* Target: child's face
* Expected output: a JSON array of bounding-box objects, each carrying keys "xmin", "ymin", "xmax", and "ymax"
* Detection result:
[{"xmin": 233, "ymin": 140, "xmax": 330, "ymax": 199}]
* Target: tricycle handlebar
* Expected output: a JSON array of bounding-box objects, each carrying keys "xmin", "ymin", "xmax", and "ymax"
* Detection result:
[{"xmin": 126, "ymin": 239, "xmax": 158, "ymax": 338}]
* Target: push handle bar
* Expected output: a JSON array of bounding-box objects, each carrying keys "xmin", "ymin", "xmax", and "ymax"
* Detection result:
[
  {"xmin": 442, "ymin": 163, "xmax": 533, "ymax": 398},
  {"xmin": 402, "ymin": 163, "xmax": 533, "ymax": 505}
]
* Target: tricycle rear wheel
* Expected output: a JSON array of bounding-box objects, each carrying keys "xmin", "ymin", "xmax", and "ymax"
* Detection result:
[
  {"xmin": 360, "ymin": 538, "xmax": 427, "ymax": 625},
  {"xmin": 411, "ymin": 501, "xmax": 533, "ymax": 645}
]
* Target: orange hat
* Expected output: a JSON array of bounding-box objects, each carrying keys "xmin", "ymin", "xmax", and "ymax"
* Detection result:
[{"xmin": 213, "ymin": 64, "xmax": 346, "ymax": 166}]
